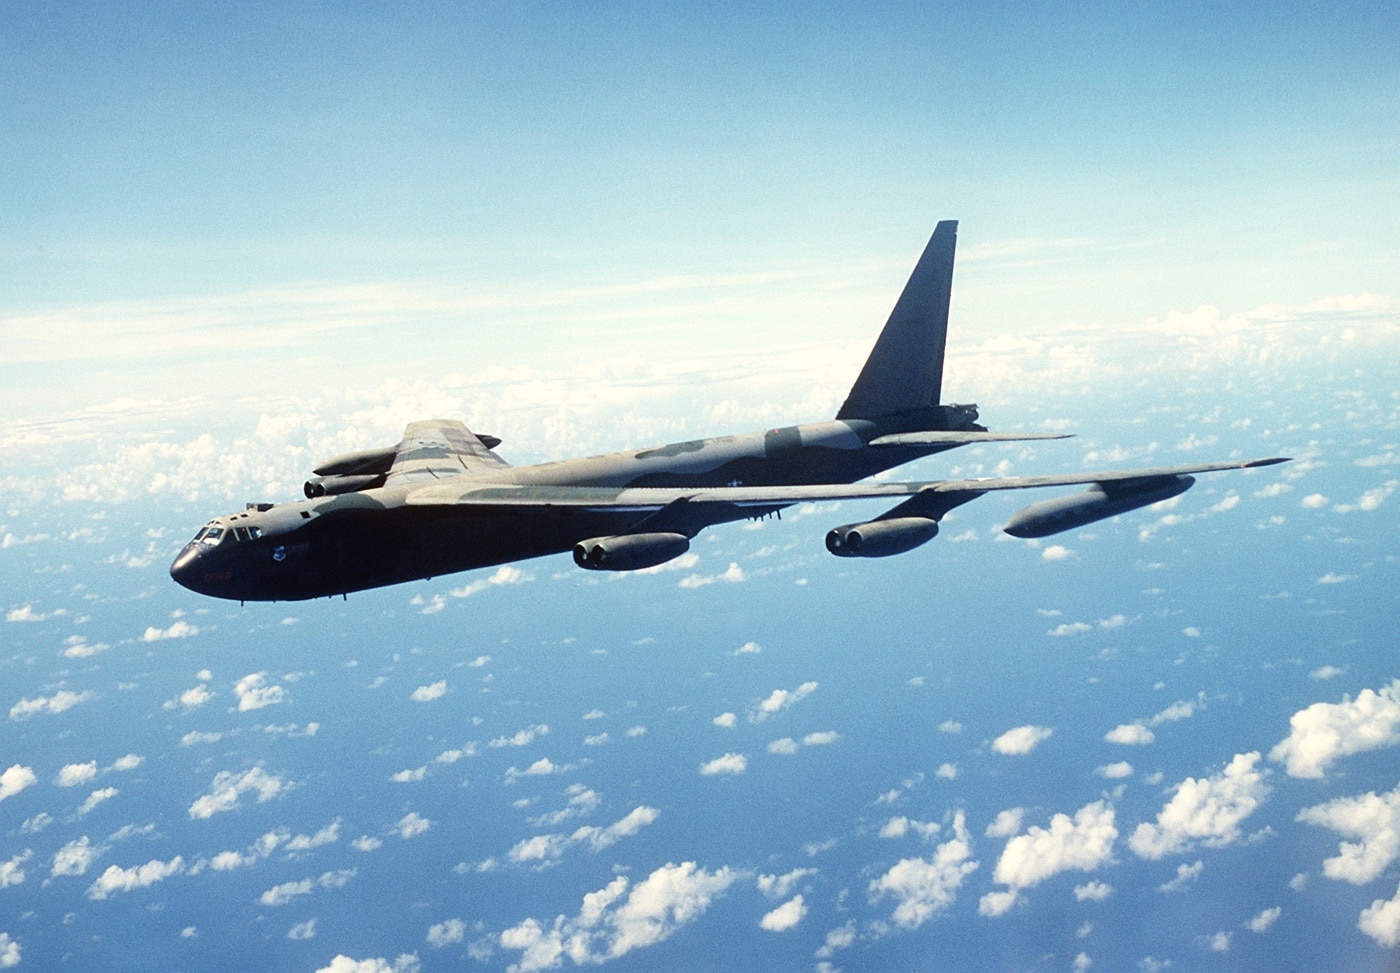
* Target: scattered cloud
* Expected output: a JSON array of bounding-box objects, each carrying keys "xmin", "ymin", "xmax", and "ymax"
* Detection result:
[
  {"xmin": 1105, "ymin": 723, "xmax": 1155, "ymax": 746},
  {"xmin": 713, "ymin": 712, "xmax": 736, "ymax": 728},
  {"xmin": 1075, "ymin": 881, "xmax": 1113, "ymax": 902},
  {"xmin": 56, "ymin": 761, "xmax": 98, "ymax": 788},
  {"xmin": 77, "ymin": 787, "xmax": 118, "ymax": 816},
  {"xmin": 1042, "ymin": 545, "xmax": 1072, "ymax": 561},
  {"xmin": 699, "ymin": 753, "xmax": 747, "ymax": 776},
  {"xmin": 260, "ymin": 869, "xmax": 355, "ymax": 906},
  {"xmin": 1047, "ymin": 621, "xmax": 1092, "ymax": 637},
  {"xmin": 10, "ymin": 690, "xmax": 93, "ymax": 721},
  {"xmin": 449, "ymin": 565, "xmax": 532, "ymax": 599},
  {"xmin": 988, "ymin": 802, "xmax": 1117, "ymax": 901},
  {"xmin": 868, "ymin": 812, "xmax": 977, "ymax": 929},
  {"xmin": 0, "ymin": 765, "xmax": 38, "ymax": 801},
  {"xmin": 87, "ymin": 856, "xmax": 185, "ymax": 899},
  {"xmin": 1298, "ymin": 783, "xmax": 1400, "ymax": 884},
  {"xmin": 427, "ymin": 919, "xmax": 465, "ymax": 948},
  {"xmin": 759, "ymin": 895, "xmax": 806, "ymax": 932},
  {"xmin": 1098, "ymin": 762, "xmax": 1134, "ymax": 779},
  {"xmin": 491, "ymin": 724, "xmax": 549, "ymax": 748},
  {"xmin": 314, "ymin": 955, "xmax": 420, "ymax": 973},
  {"xmin": 991, "ymin": 725, "xmax": 1053, "ymax": 756},
  {"xmin": 1246, "ymin": 907, "xmax": 1281, "ymax": 933},
  {"xmin": 677, "ymin": 562, "xmax": 747, "ymax": 588},
  {"xmin": 188, "ymin": 766, "xmax": 289, "ymax": 819},
  {"xmin": 411, "ymin": 681, "xmax": 447, "ymax": 702},
  {"xmin": 141, "ymin": 619, "xmax": 200, "ymax": 641},
  {"xmin": 1271, "ymin": 680, "xmax": 1400, "ymax": 778},
  {"xmin": 498, "ymin": 861, "xmax": 737, "ymax": 971},
  {"xmin": 1129, "ymin": 752, "xmax": 1268, "ymax": 859},
  {"xmin": 233, "ymin": 672, "xmax": 285, "ymax": 712},
  {"xmin": 756, "ymin": 868, "xmax": 814, "ymax": 900},
  {"xmin": 397, "ymin": 813, "xmax": 431, "ymax": 839},
  {"xmin": 733, "ymin": 641, "xmax": 762, "ymax": 655},
  {"xmin": 1158, "ymin": 860, "xmax": 1204, "ymax": 893},
  {"xmin": 752, "ymin": 681, "xmax": 818, "ymax": 721},
  {"xmin": 1359, "ymin": 883, "xmax": 1400, "ymax": 947},
  {"xmin": 767, "ymin": 738, "xmax": 798, "ymax": 755},
  {"xmin": 51, "ymin": 837, "xmax": 96, "ymax": 877}
]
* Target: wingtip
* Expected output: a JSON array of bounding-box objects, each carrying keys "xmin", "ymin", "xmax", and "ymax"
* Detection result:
[{"xmin": 1242, "ymin": 457, "xmax": 1291, "ymax": 468}]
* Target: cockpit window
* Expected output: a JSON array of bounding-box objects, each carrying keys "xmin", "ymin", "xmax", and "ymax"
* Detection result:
[
  {"xmin": 233, "ymin": 526, "xmax": 262, "ymax": 542},
  {"xmin": 200, "ymin": 527, "xmax": 225, "ymax": 545}
]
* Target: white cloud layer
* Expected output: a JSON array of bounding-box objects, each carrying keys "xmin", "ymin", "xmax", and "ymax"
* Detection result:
[{"xmin": 1270, "ymin": 680, "xmax": 1400, "ymax": 779}]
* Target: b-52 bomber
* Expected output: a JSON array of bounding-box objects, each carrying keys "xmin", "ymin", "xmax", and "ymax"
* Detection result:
[{"xmin": 171, "ymin": 221, "xmax": 1287, "ymax": 602}]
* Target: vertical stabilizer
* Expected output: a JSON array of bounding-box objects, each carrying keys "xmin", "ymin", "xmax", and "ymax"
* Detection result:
[{"xmin": 836, "ymin": 220, "xmax": 957, "ymax": 420}]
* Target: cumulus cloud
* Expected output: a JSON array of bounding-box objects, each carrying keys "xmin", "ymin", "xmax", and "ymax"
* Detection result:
[
  {"xmin": 0, "ymin": 852, "xmax": 30, "ymax": 889},
  {"xmin": 1129, "ymin": 752, "xmax": 1268, "ymax": 859},
  {"xmin": 449, "ymin": 565, "xmax": 531, "ymax": 599},
  {"xmin": 678, "ymin": 562, "xmax": 746, "ymax": 588},
  {"xmin": 9, "ymin": 690, "xmax": 93, "ymax": 721},
  {"xmin": 989, "ymin": 802, "xmax": 1117, "ymax": 896},
  {"xmin": 498, "ymin": 861, "xmax": 737, "ymax": 971},
  {"xmin": 759, "ymin": 895, "xmax": 806, "ymax": 932},
  {"xmin": 51, "ymin": 837, "xmax": 96, "ymax": 877},
  {"xmin": 491, "ymin": 724, "xmax": 549, "ymax": 748},
  {"xmin": 0, "ymin": 765, "xmax": 37, "ymax": 801},
  {"xmin": 767, "ymin": 738, "xmax": 798, "ymax": 755},
  {"xmin": 397, "ymin": 812, "xmax": 431, "ymax": 839},
  {"xmin": 1075, "ymin": 881, "xmax": 1113, "ymax": 902},
  {"xmin": 570, "ymin": 806, "xmax": 660, "ymax": 854},
  {"xmin": 1270, "ymin": 680, "xmax": 1400, "ymax": 778},
  {"xmin": 985, "ymin": 809, "xmax": 1025, "ymax": 839},
  {"xmin": 1246, "ymin": 907, "xmax": 1281, "ymax": 933},
  {"xmin": 259, "ymin": 869, "xmax": 355, "ymax": 906},
  {"xmin": 427, "ymin": 918, "xmax": 465, "ymax": 948},
  {"xmin": 188, "ymin": 766, "xmax": 289, "ymax": 819},
  {"xmin": 1047, "ymin": 621, "xmax": 1092, "ymax": 637},
  {"xmin": 0, "ymin": 933, "xmax": 16, "ymax": 968},
  {"xmin": 1158, "ymin": 860, "xmax": 1204, "ymax": 893},
  {"xmin": 1297, "ymin": 783, "xmax": 1400, "ymax": 884},
  {"xmin": 86, "ymin": 856, "xmax": 185, "ymax": 899},
  {"xmin": 712, "ymin": 712, "xmax": 736, "ymax": 728},
  {"xmin": 314, "ymin": 956, "xmax": 420, "ymax": 973},
  {"xmin": 699, "ymin": 753, "xmax": 747, "ymax": 776},
  {"xmin": 411, "ymin": 681, "xmax": 447, "ymax": 702},
  {"xmin": 991, "ymin": 725, "xmax": 1053, "ymax": 756},
  {"xmin": 869, "ymin": 812, "xmax": 978, "ymax": 929},
  {"xmin": 1105, "ymin": 723, "xmax": 1155, "ymax": 746},
  {"xmin": 56, "ymin": 761, "xmax": 98, "ymax": 787},
  {"xmin": 756, "ymin": 868, "xmax": 814, "ymax": 900},
  {"xmin": 141, "ymin": 619, "xmax": 200, "ymax": 641},
  {"xmin": 1359, "ymin": 883, "xmax": 1400, "ymax": 947},
  {"xmin": 77, "ymin": 787, "xmax": 117, "ymax": 816},
  {"xmin": 233, "ymin": 672, "xmax": 285, "ymax": 711},
  {"xmin": 803, "ymin": 731, "xmax": 840, "ymax": 746},
  {"xmin": 1097, "ymin": 762, "xmax": 1133, "ymax": 779},
  {"xmin": 752, "ymin": 681, "xmax": 819, "ymax": 721}
]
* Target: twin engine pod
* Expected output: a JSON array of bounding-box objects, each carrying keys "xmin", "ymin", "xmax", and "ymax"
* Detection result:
[
  {"xmin": 826, "ymin": 516, "xmax": 940, "ymax": 558},
  {"xmin": 1003, "ymin": 475, "xmax": 1195, "ymax": 538},
  {"xmin": 304, "ymin": 473, "xmax": 387, "ymax": 498},
  {"xmin": 574, "ymin": 532, "xmax": 691, "ymax": 571}
]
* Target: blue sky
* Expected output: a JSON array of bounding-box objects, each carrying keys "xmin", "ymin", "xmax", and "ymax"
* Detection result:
[{"xmin": 2, "ymin": 4, "xmax": 1400, "ymax": 972}]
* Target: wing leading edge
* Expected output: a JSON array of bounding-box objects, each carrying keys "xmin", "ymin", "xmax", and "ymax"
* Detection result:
[
  {"xmin": 384, "ymin": 419, "xmax": 510, "ymax": 487},
  {"xmin": 404, "ymin": 457, "xmax": 1289, "ymax": 511}
]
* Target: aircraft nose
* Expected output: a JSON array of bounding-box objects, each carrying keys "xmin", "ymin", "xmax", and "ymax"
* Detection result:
[{"xmin": 169, "ymin": 545, "xmax": 202, "ymax": 593}]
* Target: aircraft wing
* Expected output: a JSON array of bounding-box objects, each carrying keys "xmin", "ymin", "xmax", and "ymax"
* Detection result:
[
  {"xmin": 383, "ymin": 419, "xmax": 510, "ymax": 487},
  {"xmin": 403, "ymin": 457, "xmax": 1288, "ymax": 510}
]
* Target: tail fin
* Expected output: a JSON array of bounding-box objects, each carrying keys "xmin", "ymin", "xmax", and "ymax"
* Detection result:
[{"xmin": 836, "ymin": 220, "xmax": 957, "ymax": 420}]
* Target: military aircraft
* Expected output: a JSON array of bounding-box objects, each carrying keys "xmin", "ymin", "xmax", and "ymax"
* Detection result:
[{"xmin": 170, "ymin": 221, "xmax": 1287, "ymax": 602}]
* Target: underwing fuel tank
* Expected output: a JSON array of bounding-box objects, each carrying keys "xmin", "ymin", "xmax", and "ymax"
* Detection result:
[
  {"xmin": 826, "ymin": 517, "xmax": 939, "ymax": 558},
  {"xmin": 1003, "ymin": 475, "xmax": 1195, "ymax": 539},
  {"xmin": 574, "ymin": 532, "xmax": 691, "ymax": 571}
]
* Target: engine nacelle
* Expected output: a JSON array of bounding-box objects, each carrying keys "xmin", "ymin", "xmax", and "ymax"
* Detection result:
[
  {"xmin": 826, "ymin": 516, "xmax": 939, "ymax": 558},
  {"xmin": 312, "ymin": 447, "xmax": 399, "ymax": 478},
  {"xmin": 304, "ymin": 474, "xmax": 386, "ymax": 498},
  {"xmin": 1003, "ymin": 475, "xmax": 1195, "ymax": 538},
  {"xmin": 573, "ymin": 532, "xmax": 691, "ymax": 571}
]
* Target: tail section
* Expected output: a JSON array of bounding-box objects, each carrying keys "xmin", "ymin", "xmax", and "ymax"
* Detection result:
[{"xmin": 836, "ymin": 220, "xmax": 957, "ymax": 420}]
